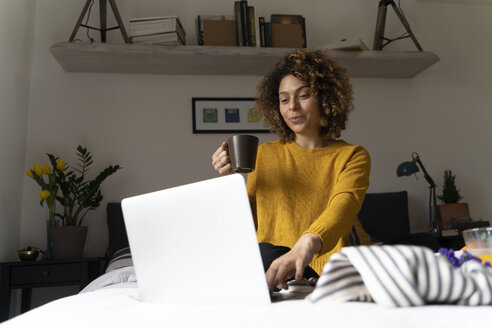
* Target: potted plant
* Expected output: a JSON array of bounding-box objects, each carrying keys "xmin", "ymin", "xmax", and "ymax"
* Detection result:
[
  {"xmin": 50, "ymin": 146, "xmax": 121, "ymax": 259},
  {"xmin": 27, "ymin": 146, "xmax": 121, "ymax": 260},
  {"xmin": 437, "ymin": 170, "xmax": 470, "ymax": 230}
]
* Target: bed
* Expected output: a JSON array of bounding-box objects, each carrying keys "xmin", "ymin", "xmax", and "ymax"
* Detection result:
[
  {"xmin": 2, "ymin": 266, "xmax": 491, "ymax": 327},
  {"xmin": 2, "ymin": 203, "xmax": 490, "ymax": 327}
]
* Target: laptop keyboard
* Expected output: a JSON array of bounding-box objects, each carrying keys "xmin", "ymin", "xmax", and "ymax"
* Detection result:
[{"xmin": 270, "ymin": 278, "xmax": 316, "ymax": 302}]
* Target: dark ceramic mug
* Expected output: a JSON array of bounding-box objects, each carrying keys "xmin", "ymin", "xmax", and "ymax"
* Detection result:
[{"xmin": 227, "ymin": 135, "xmax": 259, "ymax": 173}]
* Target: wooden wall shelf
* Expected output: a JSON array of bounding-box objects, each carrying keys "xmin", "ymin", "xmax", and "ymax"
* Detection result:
[
  {"xmin": 50, "ymin": 42, "xmax": 439, "ymax": 78},
  {"xmin": 417, "ymin": 0, "xmax": 492, "ymax": 5}
]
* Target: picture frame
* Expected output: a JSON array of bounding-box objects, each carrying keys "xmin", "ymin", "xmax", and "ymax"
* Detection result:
[{"xmin": 192, "ymin": 97, "xmax": 270, "ymax": 134}]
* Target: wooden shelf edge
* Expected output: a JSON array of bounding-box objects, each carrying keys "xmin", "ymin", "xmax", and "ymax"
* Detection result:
[{"xmin": 50, "ymin": 42, "xmax": 440, "ymax": 78}]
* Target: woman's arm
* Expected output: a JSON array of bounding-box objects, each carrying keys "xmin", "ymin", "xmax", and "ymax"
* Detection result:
[
  {"xmin": 265, "ymin": 233, "xmax": 321, "ymax": 291},
  {"xmin": 304, "ymin": 147, "xmax": 371, "ymax": 254},
  {"xmin": 265, "ymin": 147, "xmax": 370, "ymax": 291}
]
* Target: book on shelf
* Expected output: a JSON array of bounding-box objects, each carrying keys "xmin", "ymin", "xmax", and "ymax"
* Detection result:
[
  {"xmin": 129, "ymin": 15, "xmax": 179, "ymax": 22},
  {"xmin": 129, "ymin": 31, "xmax": 184, "ymax": 45},
  {"xmin": 317, "ymin": 38, "xmax": 369, "ymax": 51},
  {"xmin": 240, "ymin": 1, "xmax": 251, "ymax": 46},
  {"xmin": 270, "ymin": 14, "xmax": 306, "ymax": 48},
  {"xmin": 271, "ymin": 14, "xmax": 305, "ymax": 25},
  {"xmin": 248, "ymin": 6, "xmax": 256, "ymax": 47},
  {"xmin": 233, "ymin": 2, "xmax": 243, "ymax": 46},
  {"xmin": 258, "ymin": 17, "xmax": 265, "ymax": 47},
  {"xmin": 258, "ymin": 17, "xmax": 272, "ymax": 48},
  {"xmin": 196, "ymin": 15, "xmax": 225, "ymax": 45},
  {"xmin": 265, "ymin": 22, "xmax": 272, "ymax": 47},
  {"xmin": 196, "ymin": 15, "xmax": 236, "ymax": 46},
  {"xmin": 131, "ymin": 20, "xmax": 185, "ymax": 37},
  {"xmin": 129, "ymin": 15, "xmax": 186, "ymax": 44}
]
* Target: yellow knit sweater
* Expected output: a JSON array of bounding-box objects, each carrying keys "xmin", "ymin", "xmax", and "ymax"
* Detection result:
[{"xmin": 247, "ymin": 140, "xmax": 371, "ymax": 275}]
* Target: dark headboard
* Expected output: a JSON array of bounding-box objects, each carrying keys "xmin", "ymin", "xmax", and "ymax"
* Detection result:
[
  {"xmin": 106, "ymin": 202, "xmax": 129, "ymax": 259},
  {"xmin": 357, "ymin": 191, "xmax": 410, "ymax": 243}
]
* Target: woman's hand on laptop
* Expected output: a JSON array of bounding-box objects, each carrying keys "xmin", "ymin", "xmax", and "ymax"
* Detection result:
[
  {"xmin": 265, "ymin": 233, "xmax": 322, "ymax": 292},
  {"xmin": 212, "ymin": 142, "xmax": 233, "ymax": 175}
]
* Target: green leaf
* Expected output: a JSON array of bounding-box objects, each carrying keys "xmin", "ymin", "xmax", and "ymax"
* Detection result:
[
  {"xmin": 53, "ymin": 145, "xmax": 121, "ymax": 225},
  {"xmin": 47, "ymin": 153, "xmax": 59, "ymax": 168}
]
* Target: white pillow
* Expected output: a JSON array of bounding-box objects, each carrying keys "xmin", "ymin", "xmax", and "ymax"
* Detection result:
[{"xmin": 106, "ymin": 247, "xmax": 133, "ymax": 273}]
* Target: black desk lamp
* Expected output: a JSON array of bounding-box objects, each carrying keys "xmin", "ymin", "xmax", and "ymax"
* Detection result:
[{"xmin": 397, "ymin": 152, "xmax": 439, "ymax": 234}]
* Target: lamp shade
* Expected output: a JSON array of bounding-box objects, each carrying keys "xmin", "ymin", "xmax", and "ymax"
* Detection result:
[{"xmin": 396, "ymin": 161, "xmax": 419, "ymax": 177}]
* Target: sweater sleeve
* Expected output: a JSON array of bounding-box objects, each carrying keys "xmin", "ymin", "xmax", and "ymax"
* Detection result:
[
  {"xmin": 246, "ymin": 146, "xmax": 261, "ymax": 230},
  {"xmin": 304, "ymin": 146, "xmax": 371, "ymax": 255}
]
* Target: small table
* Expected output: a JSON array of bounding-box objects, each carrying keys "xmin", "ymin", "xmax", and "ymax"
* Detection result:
[
  {"xmin": 0, "ymin": 258, "xmax": 106, "ymax": 322},
  {"xmin": 438, "ymin": 234, "xmax": 465, "ymax": 250}
]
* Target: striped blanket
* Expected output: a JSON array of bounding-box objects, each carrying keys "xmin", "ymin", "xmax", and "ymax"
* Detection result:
[{"xmin": 309, "ymin": 245, "xmax": 492, "ymax": 307}]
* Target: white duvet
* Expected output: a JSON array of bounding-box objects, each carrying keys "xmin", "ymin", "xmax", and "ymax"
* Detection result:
[{"xmin": 2, "ymin": 265, "xmax": 491, "ymax": 328}]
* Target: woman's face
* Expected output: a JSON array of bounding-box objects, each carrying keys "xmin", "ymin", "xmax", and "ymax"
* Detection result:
[{"xmin": 278, "ymin": 75, "xmax": 321, "ymax": 139}]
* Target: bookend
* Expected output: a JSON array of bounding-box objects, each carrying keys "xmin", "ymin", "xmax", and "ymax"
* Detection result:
[
  {"xmin": 373, "ymin": 0, "xmax": 423, "ymax": 51},
  {"xmin": 69, "ymin": 0, "xmax": 129, "ymax": 43}
]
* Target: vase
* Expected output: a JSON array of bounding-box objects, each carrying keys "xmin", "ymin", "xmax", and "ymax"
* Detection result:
[
  {"xmin": 42, "ymin": 219, "xmax": 58, "ymax": 261},
  {"xmin": 49, "ymin": 226, "xmax": 88, "ymax": 259}
]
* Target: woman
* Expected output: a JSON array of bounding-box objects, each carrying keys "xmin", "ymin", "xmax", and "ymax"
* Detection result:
[{"xmin": 212, "ymin": 49, "xmax": 371, "ymax": 292}]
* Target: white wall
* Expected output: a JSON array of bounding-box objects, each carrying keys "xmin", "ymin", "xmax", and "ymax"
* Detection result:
[
  {"xmin": 0, "ymin": 0, "xmax": 36, "ymax": 261},
  {"xmin": 17, "ymin": 0, "xmax": 492, "ymax": 260}
]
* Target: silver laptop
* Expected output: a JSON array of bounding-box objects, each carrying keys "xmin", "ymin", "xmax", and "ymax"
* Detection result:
[{"xmin": 121, "ymin": 174, "xmax": 271, "ymax": 305}]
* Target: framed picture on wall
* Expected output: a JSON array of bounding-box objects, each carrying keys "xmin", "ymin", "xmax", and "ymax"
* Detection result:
[{"xmin": 192, "ymin": 97, "xmax": 270, "ymax": 134}]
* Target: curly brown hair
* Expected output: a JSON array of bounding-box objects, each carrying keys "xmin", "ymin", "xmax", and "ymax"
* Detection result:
[{"xmin": 254, "ymin": 49, "xmax": 353, "ymax": 143}]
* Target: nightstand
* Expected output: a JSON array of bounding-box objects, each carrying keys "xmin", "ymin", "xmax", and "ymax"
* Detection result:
[
  {"xmin": 437, "ymin": 234, "xmax": 465, "ymax": 250},
  {"xmin": 0, "ymin": 258, "xmax": 106, "ymax": 322}
]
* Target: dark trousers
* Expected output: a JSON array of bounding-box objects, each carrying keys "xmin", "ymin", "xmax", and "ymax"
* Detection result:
[{"xmin": 258, "ymin": 242, "xmax": 319, "ymax": 280}]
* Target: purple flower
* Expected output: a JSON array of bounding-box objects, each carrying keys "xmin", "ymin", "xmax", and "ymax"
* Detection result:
[{"xmin": 438, "ymin": 248, "xmax": 484, "ymax": 269}]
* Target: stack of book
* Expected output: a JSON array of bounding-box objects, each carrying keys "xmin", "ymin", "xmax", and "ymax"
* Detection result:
[
  {"xmin": 234, "ymin": 0, "xmax": 256, "ymax": 46},
  {"xmin": 129, "ymin": 16, "xmax": 186, "ymax": 45}
]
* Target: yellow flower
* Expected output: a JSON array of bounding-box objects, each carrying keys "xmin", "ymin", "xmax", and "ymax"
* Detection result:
[
  {"xmin": 26, "ymin": 170, "xmax": 33, "ymax": 178},
  {"xmin": 33, "ymin": 164, "xmax": 43, "ymax": 176},
  {"xmin": 42, "ymin": 164, "xmax": 52, "ymax": 175},
  {"xmin": 39, "ymin": 190, "xmax": 51, "ymax": 199},
  {"xmin": 56, "ymin": 159, "xmax": 66, "ymax": 171}
]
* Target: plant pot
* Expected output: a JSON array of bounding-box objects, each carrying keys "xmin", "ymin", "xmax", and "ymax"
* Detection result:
[
  {"xmin": 437, "ymin": 202, "xmax": 470, "ymax": 229},
  {"xmin": 49, "ymin": 226, "xmax": 88, "ymax": 260}
]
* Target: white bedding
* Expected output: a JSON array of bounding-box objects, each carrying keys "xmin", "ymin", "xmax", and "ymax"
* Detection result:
[
  {"xmin": 80, "ymin": 265, "xmax": 137, "ymax": 293},
  {"xmin": 2, "ymin": 265, "xmax": 491, "ymax": 328}
]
